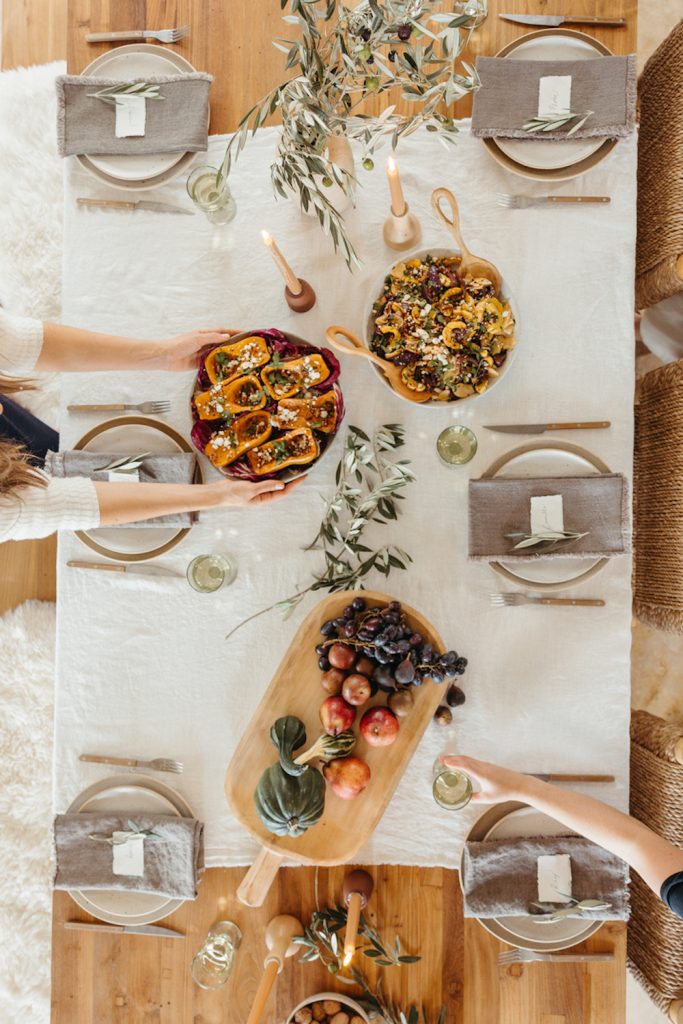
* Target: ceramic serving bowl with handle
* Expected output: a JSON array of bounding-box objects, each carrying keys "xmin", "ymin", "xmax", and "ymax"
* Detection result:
[
  {"xmin": 359, "ymin": 246, "xmax": 519, "ymax": 407},
  {"xmin": 285, "ymin": 991, "xmax": 370, "ymax": 1024}
]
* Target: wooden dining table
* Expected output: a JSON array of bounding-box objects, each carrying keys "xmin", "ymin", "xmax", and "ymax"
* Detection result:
[{"xmin": 53, "ymin": 1, "xmax": 637, "ymax": 1021}]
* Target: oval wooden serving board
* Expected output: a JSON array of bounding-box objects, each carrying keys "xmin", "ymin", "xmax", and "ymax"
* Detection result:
[{"xmin": 225, "ymin": 590, "xmax": 445, "ymax": 906}]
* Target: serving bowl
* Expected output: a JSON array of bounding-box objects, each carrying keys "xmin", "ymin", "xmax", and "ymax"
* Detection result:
[
  {"xmin": 360, "ymin": 246, "xmax": 519, "ymax": 407},
  {"xmin": 190, "ymin": 328, "xmax": 344, "ymax": 483},
  {"xmin": 285, "ymin": 991, "xmax": 370, "ymax": 1024}
]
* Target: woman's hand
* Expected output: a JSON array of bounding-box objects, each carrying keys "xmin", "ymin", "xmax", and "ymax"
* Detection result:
[
  {"xmin": 439, "ymin": 755, "xmax": 535, "ymax": 804},
  {"xmin": 160, "ymin": 328, "xmax": 241, "ymax": 372},
  {"xmin": 205, "ymin": 476, "xmax": 304, "ymax": 508}
]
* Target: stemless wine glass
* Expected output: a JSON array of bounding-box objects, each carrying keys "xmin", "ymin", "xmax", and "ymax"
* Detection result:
[
  {"xmin": 191, "ymin": 920, "xmax": 242, "ymax": 989},
  {"xmin": 186, "ymin": 164, "xmax": 237, "ymax": 224},
  {"xmin": 186, "ymin": 553, "xmax": 237, "ymax": 593},
  {"xmin": 432, "ymin": 755, "xmax": 473, "ymax": 811},
  {"xmin": 436, "ymin": 425, "xmax": 478, "ymax": 466}
]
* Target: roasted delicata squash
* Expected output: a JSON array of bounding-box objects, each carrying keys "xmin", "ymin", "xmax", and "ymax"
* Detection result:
[
  {"xmin": 204, "ymin": 335, "xmax": 271, "ymax": 385},
  {"xmin": 204, "ymin": 411, "xmax": 272, "ymax": 468},
  {"xmin": 271, "ymin": 391, "xmax": 339, "ymax": 434},
  {"xmin": 261, "ymin": 354, "xmax": 330, "ymax": 400},
  {"xmin": 247, "ymin": 427, "xmax": 319, "ymax": 475},
  {"xmin": 195, "ymin": 374, "xmax": 266, "ymax": 419}
]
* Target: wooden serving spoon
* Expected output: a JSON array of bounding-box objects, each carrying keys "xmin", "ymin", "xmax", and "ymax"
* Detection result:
[
  {"xmin": 431, "ymin": 187, "xmax": 502, "ymax": 293},
  {"xmin": 325, "ymin": 325, "xmax": 431, "ymax": 404}
]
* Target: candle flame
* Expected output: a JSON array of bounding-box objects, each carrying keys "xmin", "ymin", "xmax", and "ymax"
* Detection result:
[
  {"xmin": 342, "ymin": 946, "xmax": 354, "ymax": 968},
  {"xmin": 387, "ymin": 155, "xmax": 397, "ymax": 173},
  {"xmin": 261, "ymin": 230, "xmax": 272, "ymax": 244}
]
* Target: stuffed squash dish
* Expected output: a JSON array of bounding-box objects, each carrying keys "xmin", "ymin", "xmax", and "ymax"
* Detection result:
[{"xmin": 191, "ymin": 329, "xmax": 344, "ymax": 481}]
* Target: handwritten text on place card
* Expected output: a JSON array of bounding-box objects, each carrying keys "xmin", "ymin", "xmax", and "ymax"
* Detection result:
[
  {"xmin": 530, "ymin": 494, "xmax": 564, "ymax": 535},
  {"xmin": 538, "ymin": 75, "xmax": 572, "ymax": 117},
  {"xmin": 115, "ymin": 94, "xmax": 146, "ymax": 138},
  {"xmin": 112, "ymin": 832, "xmax": 145, "ymax": 876},
  {"xmin": 538, "ymin": 853, "xmax": 572, "ymax": 903}
]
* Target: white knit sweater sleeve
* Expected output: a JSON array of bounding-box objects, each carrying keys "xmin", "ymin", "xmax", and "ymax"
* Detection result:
[
  {"xmin": 0, "ymin": 307, "xmax": 44, "ymax": 375},
  {"xmin": 0, "ymin": 478, "xmax": 100, "ymax": 542}
]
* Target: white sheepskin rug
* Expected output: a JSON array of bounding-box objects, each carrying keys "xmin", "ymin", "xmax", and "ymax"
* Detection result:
[
  {"xmin": 0, "ymin": 60, "xmax": 66, "ymax": 428},
  {"xmin": 0, "ymin": 600, "xmax": 56, "ymax": 1024}
]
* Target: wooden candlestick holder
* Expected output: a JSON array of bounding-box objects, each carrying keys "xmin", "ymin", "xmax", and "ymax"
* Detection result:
[
  {"xmin": 383, "ymin": 204, "xmax": 422, "ymax": 251},
  {"xmin": 285, "ymin": 278, "xmax": 316, "ymax": 313},
  {"xmin": 342, "ymin": 869, "xmax": 374, "ymax": 967},
  {"xmin": 246, "ymin": 914, "xmax": 303, "ymax": 1024}
]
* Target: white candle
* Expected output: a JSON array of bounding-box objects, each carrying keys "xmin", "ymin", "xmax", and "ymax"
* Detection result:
[
  {"xmin": 261, "ymin": 230, "xmax": 302, "ymax": 295},
  {"xmin": 386, "ymin": 156, "xmax": 407, "ymax": 217}
]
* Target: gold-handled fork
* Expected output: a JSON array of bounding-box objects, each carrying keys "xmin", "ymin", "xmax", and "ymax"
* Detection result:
[
  {"xmin": 67, "ymin": 401, "xmax": 170, "ymax": 415},
  {"xmin": 80, "ymin": 754, "xmax": 184, "ymax": 774},
  {"xmin": 491, "ymin": 593, "xmax": 605, "ymax": 608},
  {"xmin": 85, "ymin": 26, "xmax": 188, "ymax": 43},
  {"xmin": 498, "ymin": 949, "xmax": 614, "ymax": 965},
  {"xmin": 497, "ymin": 194, "xmax": 611, "ymax": 210}
]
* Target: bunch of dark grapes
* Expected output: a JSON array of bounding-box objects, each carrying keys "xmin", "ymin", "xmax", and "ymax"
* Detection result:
[{"xmin": 316, "ymin": 598, "xmax": 467, "ymax": 692}]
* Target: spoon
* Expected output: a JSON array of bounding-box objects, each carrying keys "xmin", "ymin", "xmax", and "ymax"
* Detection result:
[
  {"xmin": 431, "ymin": 187, "xmax": 502, "ymax": 293},
  {"xmin": 325, "ymin": 325, "xmax": 431, "ymax": 404}
]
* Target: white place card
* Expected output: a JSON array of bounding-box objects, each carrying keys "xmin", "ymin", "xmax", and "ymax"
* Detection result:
[
  {"xmin": 538, "ymin": 75, "xmax": 572, "ymax": 117},
  {"xmin": 115, "ymin": 94, "xmax": 146, "ymax": 138},
  {"xmin": 530, "ymin": 494, "xmax": 564, "ymax": 535},
  {"xmin": 107, "ymin": 469, "xmax": 140, "ymax": 484},
  {"xmin": 537, "ymin": 853, "xmax": 572, "ymax": 903},
  {"xmin": 112, "ymin": 832, "xmax": 145, "ymax": 876}
]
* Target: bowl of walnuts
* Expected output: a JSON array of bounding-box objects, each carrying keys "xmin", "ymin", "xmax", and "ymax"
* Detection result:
[{"xmin": 286, "ymin": 993, "xmax": 369, "ymax": 1024}]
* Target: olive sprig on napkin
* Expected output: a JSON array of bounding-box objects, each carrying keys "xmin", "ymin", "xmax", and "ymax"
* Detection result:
[{"xmin": 87, "ymin": 81, "xmax": 163, "ymax": 106}]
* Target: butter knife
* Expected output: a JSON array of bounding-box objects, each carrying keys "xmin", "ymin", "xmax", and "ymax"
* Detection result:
[
  {"xmin": 484, "ymin": 421, "xmax": 610, "ymax": 435},
  {"xmin": 65, "ymin": 921, "xmax": 184, "ymax": 939},
  {"xmin": 77, "ymin": 198, "xmax": 194, "ymax": 216},
  {"xmin": 67, "ymin": 560, "xmax": 183, "ymax": 578},
  {"xmin": 499, "ymin": 13, "xmax": 626, "ymax": 27}
]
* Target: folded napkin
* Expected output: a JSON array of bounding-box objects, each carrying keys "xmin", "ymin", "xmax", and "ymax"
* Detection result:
[
  {"xmin": 45, "ymin": 449, "xmax": 197, "ymax": 527},
  {"xmin": 56, "ymin": 73, "xmax": 212, "ymax": 157},
  {"xmin": 53, "ymin": 812, "xmax": 204, "ymax": 900},
  {"xmin": 468, "ymin": 473, "xmax": 629, "ymax": 561},
  {"xmin": 471, "ymin": 55, "xmax": 636, "ymax": 140},
  {"xmin": 462, "ymin": 834, "xmax": 629, "ymax": 919}
]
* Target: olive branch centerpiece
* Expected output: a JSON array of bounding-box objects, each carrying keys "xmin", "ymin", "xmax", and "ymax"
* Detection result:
[
  {"xmin": 217, "ymin": 0, "xmax": 483, "ymax": 268},
  {"xmin": 225, "ymin": 423, "xmax": 415, "ymax": 640},
  {"xmin": 295, "ymin": 905, "xmax": 445, "ymax": 1024}
]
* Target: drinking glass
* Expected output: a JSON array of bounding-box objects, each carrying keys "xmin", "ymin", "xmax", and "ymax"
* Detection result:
[
  {"xmin": 453, "ymin": 0, "xmax": 488, "ymax": 27},
  {"xmin": 186, "ymin": 553, "xmax": 237, "ymax": 593},
  {"xmin": 436, "ymin": 425, "xmax": 477, "ymax": 466},
  {"xmin": 432, "ymin": 756, "xmax": 473, "ymax": 811},
  {"xmin": 191, "ymin": 920, "xmax": 242, "ymax": 989},
  {"xmin": 186, "ymin": 165, "xmax": 237, "ymax": 224}
]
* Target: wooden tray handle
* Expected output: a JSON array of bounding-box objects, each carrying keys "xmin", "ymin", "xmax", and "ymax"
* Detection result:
[{"xmin": 237, "ymin": 848, "xmax": 284, "ymax": 907}]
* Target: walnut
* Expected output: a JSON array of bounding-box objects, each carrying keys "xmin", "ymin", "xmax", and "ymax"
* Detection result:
[
  {"xmin": 322, "ymin": 1003, "xmax": 342, "ymax": 1016},
  {"xmin": 329, "ymin": 1014, "xmax": 349, "ymax": 1024},
  {"xmin": 350, "ymin": 1017, "xmax": 366, "ymax": 1024},
  {"xmin": 311, "ymin": 1004, "xmax": 326, "ymax": 1022},
  {"xmin": 294, "ymin": 1009, "xmax": 313, "ymax": 1024}
]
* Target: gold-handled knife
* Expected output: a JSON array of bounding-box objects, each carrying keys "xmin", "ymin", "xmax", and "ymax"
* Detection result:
[
  {"xmin": 485, "ymin": 421, "xmax": 611, "ymax": 435},
  {"xmin": 67, "ymin": 560, "xmax": 183, "ymax": 578},
  {"xmin": 529, "ymin": 773, "xmax": 615, "ymax": 783},
  {"xmin": 499, "ymin": 13, "xmax": 626, "ymax": 27},
  {"xmin": 77, "ymin": 197, "xmax": 194, "ymax": 216},
  {"xmin": 65, "ymin": 921, "xmax": 184, "ymax": 939}
]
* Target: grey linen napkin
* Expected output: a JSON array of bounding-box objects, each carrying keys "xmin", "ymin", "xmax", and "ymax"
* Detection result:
[
  {"xmin": 44, "ymin": 449, "xmax": 197, "ymax": 527},
  {"xmin": 462, "ymin": 835, "xmax": 629, "ymax": 919},
  {"xmin": 468, "ymin": 473, "xmax": 629, "ymax": 561},
  {"xmin": 53, "ymin": 813, "xmax": 204, "ymax": 900},
  {"xmin": 471, "ymin": 55, "xmax": 636, "ymax": 140},
  {"xmin": 56, "ymin": 73, "xmax": 212, "ymax": 157}
]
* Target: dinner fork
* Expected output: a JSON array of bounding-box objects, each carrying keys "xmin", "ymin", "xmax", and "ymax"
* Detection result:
[
  {"xmin": 498, "ymin": 949, "xmax": 614, "ymax": 965},
  {"xmin": 67, "ymin": 401, "xmax": 171, "ymax": 415},
  {"xmin": 85, "ymin": 27, "xmax": 189, "ymax": 44},
  {"xmin": 490, "ymin": 593, "xmax": 605, "ymax": 608},
  {"xmin": 496, "ymin": 194, "xmax": 611, "ymax": 209},
  {"xmin": 80, "ymin": 754, "xmax": 184, "ymax": 774}
]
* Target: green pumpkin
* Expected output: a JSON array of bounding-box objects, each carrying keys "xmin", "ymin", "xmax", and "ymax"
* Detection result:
[
  {"xmin": 270, "ymin": 715, "xmax": 308, "ymax": 777},
  {"xmin": 254, "ymin": 761, "xmax": 326, "ymax": 837}
]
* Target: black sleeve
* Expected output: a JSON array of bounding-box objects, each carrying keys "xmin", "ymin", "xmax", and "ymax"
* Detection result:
[{"xmin": 660, "ymin": 871, "xmax": 683, "ymax": 918}]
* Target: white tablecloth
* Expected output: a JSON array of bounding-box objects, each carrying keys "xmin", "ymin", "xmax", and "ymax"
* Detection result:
[{"xmin": 55, "ymin": 125, "xmax": 636, "ymax": 867}]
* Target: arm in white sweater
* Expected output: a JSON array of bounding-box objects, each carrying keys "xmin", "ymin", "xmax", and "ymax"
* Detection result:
[{"xmin": 0, "ymin": 478, "xmax": 100, "ymax": 541}]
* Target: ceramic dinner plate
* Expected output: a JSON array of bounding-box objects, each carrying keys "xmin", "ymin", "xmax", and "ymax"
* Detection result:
[
  {"xmin": 79, "ymin": 44, "xmax": 199, "ymax": 188},
  {"xmin": 461, "ymin": 801, "xmax": 603, "ymax": 952},
  {"xmin": 73, "ymin": 415, "xmax": 201, "ymax": 562},
  {"xmin": 481, "ymin": 440, "xmax": 611, "ymax": 591},
  {"xmin": 483, "ymin": 30, "xmax": 617, "ymax": 181},
  {"xmin": 66, "ymin": 774, "xmax": 194, "ymax": 926}
]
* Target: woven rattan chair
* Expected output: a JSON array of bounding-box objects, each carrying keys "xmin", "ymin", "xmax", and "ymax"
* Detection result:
[
  {"xmin": 629, "ymin": 710, "xmax": 683, "ymax": 1022},
  {"xmin": 634, "ymin": 359, "xmax": 683, "ymax": 632},
  {"xmin": 635, "ymin": 19, "xmax": 683, "ymax": 310}
]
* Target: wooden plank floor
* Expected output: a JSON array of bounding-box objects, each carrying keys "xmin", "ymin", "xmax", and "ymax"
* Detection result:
[{"xmin": 1, "ymin": 1, "xmax": 631, "ymax": 1020}]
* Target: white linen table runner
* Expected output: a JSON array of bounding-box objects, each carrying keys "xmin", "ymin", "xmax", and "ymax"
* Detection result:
[{"xmin": 55, "ymin": 125, "xmax": 636, "ymax": 867}]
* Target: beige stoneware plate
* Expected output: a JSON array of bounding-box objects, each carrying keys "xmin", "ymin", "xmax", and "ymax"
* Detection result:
[
  {"xmin": 73, "ymin": 415, "xmax": 201, "ymax": 562},
  {"xmin": 66, "ymin": 773, "xmax": 194, "ymax": 926}
]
